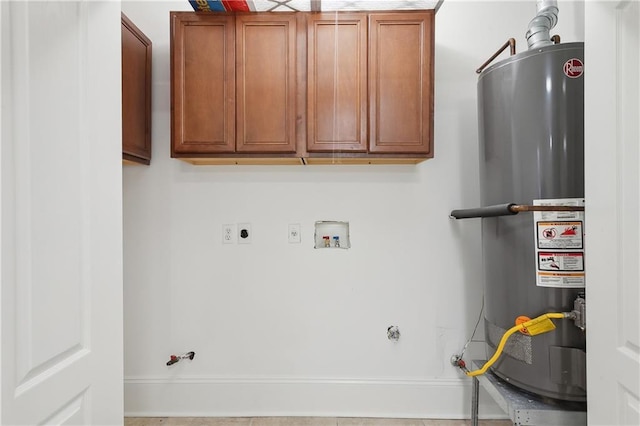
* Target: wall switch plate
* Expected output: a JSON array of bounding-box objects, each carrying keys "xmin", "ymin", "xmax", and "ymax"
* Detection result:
[
  {"xmin": 288, "ymin": 223, "xmax": 301, "ymax": 243},
  {"xmin": 222, "ymin": 224, "xmax": 236, "ymax": 244},
  {"xmin": 238, "ymin": 223, "xmax": 251, "ymax": 244}
]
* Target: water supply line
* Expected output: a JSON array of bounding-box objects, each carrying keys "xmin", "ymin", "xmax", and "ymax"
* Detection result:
[
  {"xmin": 476, "ymin": 38, "xmax": 516, "ymax": 74},
  {"xmin": 450, "ymin": 203, "xmax": 584, "ymax": 220},
  {"xmin": 526, "ymin": 0, "xmax": 559, "ymax": 49}
]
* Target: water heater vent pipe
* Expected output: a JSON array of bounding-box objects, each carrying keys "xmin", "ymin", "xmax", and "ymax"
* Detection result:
[{"xmin": 526, "ymin": 0, "xmax": 559, "ymax": 49}]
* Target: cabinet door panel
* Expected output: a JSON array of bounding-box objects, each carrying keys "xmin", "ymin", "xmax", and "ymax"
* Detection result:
[
  {"xmin": 369, "ymin": 12, "xmax": 433, "ymax": 155},
  {"xmin": 307, "ymin": 14, "xmax": 367, "ymax": 152},
  {"xmin": 236, "ymin": 14, "xmax": 297, "ymax": 153},
  {"xmin": 172, "ymin": 14, "xmax": 235, "ymax": 154},
  {"xmin": 122, "ymin": 14, "xmax": 152, "ymax": 164}
]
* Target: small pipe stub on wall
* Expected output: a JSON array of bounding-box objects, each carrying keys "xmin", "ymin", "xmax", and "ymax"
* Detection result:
[
  {"xmin": 166, "ymin": 351, "xmax": 195, "ymax": 366},
  {"xmin": 387, "ymin": 326, "xmax": 400, "ymax": 342}
]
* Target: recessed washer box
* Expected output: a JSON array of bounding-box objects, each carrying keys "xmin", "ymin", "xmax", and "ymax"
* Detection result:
[{"xmin": 314, "ymin": 221, "xmax": 350, "ymax": 249}]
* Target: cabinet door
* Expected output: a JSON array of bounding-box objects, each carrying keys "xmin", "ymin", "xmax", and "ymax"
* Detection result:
[
  {"xmin": 236, "ymin": 14, "xmax": 297, "ymax": 153},
  {"xmin": 171, "ymin": 13, "xmax": 235, "ymax": 154},
  {"xmin": 307, "ymin": 13, "xmax": 367, "ymax": 153},
  {"xmin": 122, "ymin": 13, "xmax": 152, "ymax": 164},
  {"xmin": 369, "ymin": 12, "xmax": 434, "ymax": 155}
]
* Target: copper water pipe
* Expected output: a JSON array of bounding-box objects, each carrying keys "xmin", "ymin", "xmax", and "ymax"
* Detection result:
[
  {"xmin": 450, "ymin": 203, "xmax": 584, "ymax": 220},
  {"xmin": 510, "ymin": 204, "xmax": 583, "ymax": 213},
  {"xmin": 476, "ymin": 38, "xmax": 517, "ymax": 74}
]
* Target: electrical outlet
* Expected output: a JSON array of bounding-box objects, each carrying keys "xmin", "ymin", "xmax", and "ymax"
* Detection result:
[
  {"xmin": 238, "ymin": 223, "xmax": 251, "ymax": 244},
  {"xmin": 222, "ymin": 224, "xmax": 236, "ymax": 244},
  {"xmin": 288, "ymin": 223, "xmax": 301, "ymax": 243}
]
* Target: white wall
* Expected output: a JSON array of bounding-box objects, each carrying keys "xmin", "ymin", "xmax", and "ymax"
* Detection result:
[{"xmin": 122, "ymin": 1, "xmax": 584, "ymax": 418}]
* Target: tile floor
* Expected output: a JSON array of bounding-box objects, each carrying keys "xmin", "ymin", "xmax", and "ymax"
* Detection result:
[{"xmin": 125, "ymin": 417, "xmax": 511, "ymax": 426}]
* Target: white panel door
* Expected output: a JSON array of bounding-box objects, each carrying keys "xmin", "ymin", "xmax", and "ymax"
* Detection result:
[
  {"xmin": 1, "ymin": 2, "xmax": 123, "ymax": 425},
  {"xmin": 585, "ymin": 1, "xmax": 640, "ymax": 425}
]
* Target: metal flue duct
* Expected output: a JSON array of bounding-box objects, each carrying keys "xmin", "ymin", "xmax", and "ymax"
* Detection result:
[{"xmin": 526, "ymin": 0, "xmax": 559, "ymax": 49}]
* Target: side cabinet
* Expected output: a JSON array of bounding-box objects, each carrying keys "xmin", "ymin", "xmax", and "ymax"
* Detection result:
[{"xmin": 122, "ymin": 13, "xmax": 152, "ymax": 165}]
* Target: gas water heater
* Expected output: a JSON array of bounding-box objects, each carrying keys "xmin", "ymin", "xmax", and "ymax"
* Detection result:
[
  {"xmin": 477, "ymin": 40, "xmax": 585, "ymax": 403},
  {"xmin": 457, "ymin": 1, "xmax": 587, "ymax": 402}
]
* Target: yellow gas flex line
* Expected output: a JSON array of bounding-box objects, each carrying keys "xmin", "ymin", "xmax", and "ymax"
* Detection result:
[{"xmin": 465, "ymin": 312, "xmax": 568, "ymax": 377}]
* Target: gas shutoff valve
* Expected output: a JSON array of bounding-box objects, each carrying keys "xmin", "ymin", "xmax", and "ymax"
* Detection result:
[{"xmin": 571, "ymin": 294, "xmax": 586, "ymax": 331}]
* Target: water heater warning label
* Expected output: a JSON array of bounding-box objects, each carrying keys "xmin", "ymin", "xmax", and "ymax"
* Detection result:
[
  {"xmin": 537, "ymin": 222, "xmax": 583, "ymax": 249},
  {"xmin": 533, "ymin": 198, "xmax": 585, "ymax": 288},
  {"xmin": 538, "ymin": 252, "xmax": 584, "ymax": 272}
]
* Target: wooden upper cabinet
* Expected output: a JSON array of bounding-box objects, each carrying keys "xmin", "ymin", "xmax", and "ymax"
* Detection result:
[
  {"xmin": 307, "ymin": 13, "xmax": 367, "ymax": 153},
  {"xmin": 171, "ymin": 13, "xmax": 235, "ymax": 155},
  {"xmin": 171, "ymin": 12, "xmax": 298, "ymax": 158},
  {"xmin": 236, "ymin": 14, "xmax": 298, "ymax": 153},
  {"xmin": 122, "ymin": 13, "xmax": 152, "ymax": 165},
  {"xmin": 369, "ymin": 12, "xmax": 434, "ymax": 156},
  {"xmin": 169, "ymin": 10, "xmax": 434, "ymax": 164}
]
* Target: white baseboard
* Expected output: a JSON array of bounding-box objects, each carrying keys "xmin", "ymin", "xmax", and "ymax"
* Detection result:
[{"xmin": 124, "ymin": 376, "xmax": 507, "ymax": 419}]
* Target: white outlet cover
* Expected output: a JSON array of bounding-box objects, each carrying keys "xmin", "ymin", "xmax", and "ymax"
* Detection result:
[
  {"xmin": 238, "ymin": 223, "xmax": 251, "ymax": 244},
  {"xmin": 222, "ymin": 224, "xmax": 236, "ymax": 244},
  {"xmin": 288, "ymin": 223, "xmax": 301, "ymax": 243}
]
